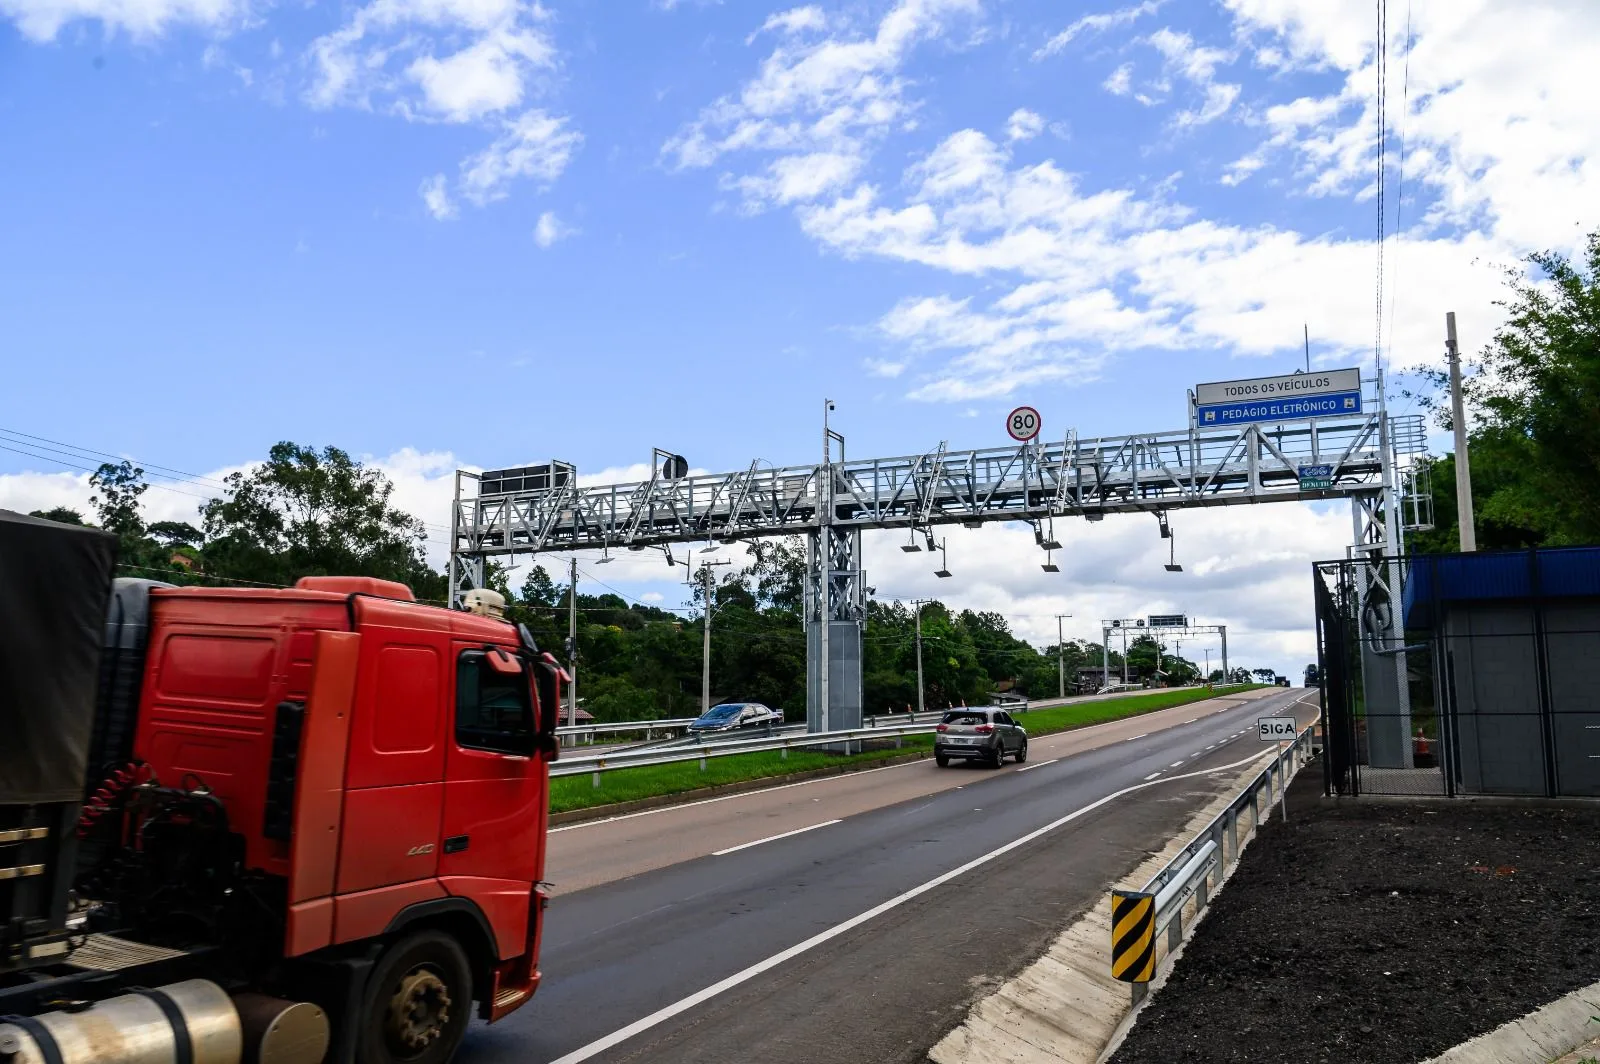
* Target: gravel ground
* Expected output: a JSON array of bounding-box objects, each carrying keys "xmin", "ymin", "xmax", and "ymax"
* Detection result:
[{"xmin": 1110, "ymin": 760, "xmax": 1600, "ymax": 1064}]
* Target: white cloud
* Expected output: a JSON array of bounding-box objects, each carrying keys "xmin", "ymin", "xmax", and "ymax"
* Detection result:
[
  {"xmin": 663, "ymin": 0, "xmax": 981, "ymax": 179},
  {"xmin": 420, "ymin": 173, "xmax": 457, "ymax": 219},
  {"xmin": 748, "ymin": 4, "xmax": 827, "ymax": 42},
  {"xmin": 670, "ymin": 0, "xmax": 1593, "ymax": 403},
  {"xmin": 305, "ymin": 0, "xmax": 556, "ymax": 120},
  {"xmin": 0, "ymin": 0, "xmax": 244, "ymax": 41},
  {"xmin": 1034, "ymin": 0, "xmax": 1162, "ymax": 59},
  {"xmin": 1103, "ymin": 63, "xmax": 1133, "ymax": 96},
  {"xmin": 533, "ymin": 210, "xmax": 577, "ymax": 247},
  {"xmin": 404, "ymin": 27, "xmax": 555, "ymax": 122},
  {"xmin": 302, "ymin": 0, "xmax": 576, "ymax": 214},
  {"xmin": 1223, "ymin": 0, "xmax": 1600, "ymax": 253},
  {"xmin": 1144, "ymin": 27, "xmax": 1239, "ymax": 126},
  {"xmin": 733, "ymin": 151, "xmax": 863, "ymax": 210},
  {"xmin": 460, "ymin": 109, "xmax": 582, "ymax": 206},
  {"xmin": 1005, "ymin": 108, "xmax": 1045, "ymax": 143}
]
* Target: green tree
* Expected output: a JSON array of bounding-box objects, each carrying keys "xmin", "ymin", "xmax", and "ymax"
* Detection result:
[
  {"xmin": 200, "ymin": 443, "xmax": 443, "ymax": 597},
  {"xmin": 1411, "ymin": 229, "xmax": 1600, "ymax": 550},
  {"xmin": 89, "ymin": 460, "xmax": 149, "ymax": 546},
  {"xmin": 147, "ymin": 521, "xmax": 203, "ymax": 547},
  {"xmin": 28, "ymin": 507, "xmax": 85, "ymax": 525}
]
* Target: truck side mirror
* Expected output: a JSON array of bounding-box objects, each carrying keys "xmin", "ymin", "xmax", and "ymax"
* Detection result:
[{"xmin": 532, "ymin": 655, "xmax": 566, "ymax": 760}]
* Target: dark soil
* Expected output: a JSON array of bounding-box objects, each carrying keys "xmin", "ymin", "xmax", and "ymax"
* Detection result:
[{"xmin": 1110, "ymin": 761, "xmax": 1600, "ymax": 1064}]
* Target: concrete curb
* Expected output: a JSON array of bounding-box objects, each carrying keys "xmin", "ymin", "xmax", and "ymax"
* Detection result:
[
  {"xmin": 1420, "ymin": 980, "xmax": 1600, "ymax": 1064},
  {"xmin": 926, "ymin": 750, "xmax": 1291, "ymax": 1064}
]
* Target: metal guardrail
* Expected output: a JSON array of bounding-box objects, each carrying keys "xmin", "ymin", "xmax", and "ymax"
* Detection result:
[
  {"xmin": 1111, "ymin": 723, "xmax": 1317, "ymax": 1004},
  {"xmin": 552, "ymin": 683, "xmax": 1262, "ymax": 762},
  {"xmin": 556, "ymin": 717, "xmax": 698, "ymax": 743},
  {"xmin": 550, "ymin": 722, "xmax": 939, "ymax": 786}
]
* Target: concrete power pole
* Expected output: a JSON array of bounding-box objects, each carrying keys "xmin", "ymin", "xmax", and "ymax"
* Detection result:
[
  {"xmin": 913, "ymin": 599, "xmax": 929, "ymax": 715},
  {"xmin": 1056, "ymin": 614, "xmax": 1072, "ymax": 699},
  {"xmin": 699, "ymin": 560, "xmax": 731, "ymax": 716},
  {"xmin": 567, "ymin": 557, "xmax": 578, "ymax": 729},
  {"xmin": 1446, "ymin": 311, "xmax": 1477, "ymax": 552}
]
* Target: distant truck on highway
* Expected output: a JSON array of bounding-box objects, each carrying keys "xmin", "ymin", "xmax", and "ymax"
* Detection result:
[{"xmin": 0, "ymin": 510, "xmax": 566, "ymax": 1064}]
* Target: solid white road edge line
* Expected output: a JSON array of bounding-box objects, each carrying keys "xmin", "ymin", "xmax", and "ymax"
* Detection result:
[
  {"xmin": 548, "ymin": 745, "xmax": 1281, "ymax": 1064},
  {"xmin": 711, "ymin": 819, "xmax": 842, "ymax": 857}
]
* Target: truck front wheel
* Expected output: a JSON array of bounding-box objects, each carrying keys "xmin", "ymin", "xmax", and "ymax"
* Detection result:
[{"xmin": 360, "ymin": 930, "xmax": 473, "ymax": 1064}]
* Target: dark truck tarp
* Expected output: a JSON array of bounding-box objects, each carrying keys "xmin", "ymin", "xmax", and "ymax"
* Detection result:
[{"xmin": 0, "ymin": 510, "xmax": 116, "ymax": 804}]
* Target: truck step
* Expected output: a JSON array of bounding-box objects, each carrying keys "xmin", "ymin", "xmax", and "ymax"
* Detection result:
[{"xmin": 68, "ymin": 933, "xmax": 188, "ymax": 972}]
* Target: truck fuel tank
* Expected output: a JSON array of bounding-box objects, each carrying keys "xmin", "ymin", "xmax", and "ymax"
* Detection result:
[{"xmin": 0, "ymin": 979, "xmax": 242, "ymax": 1064}]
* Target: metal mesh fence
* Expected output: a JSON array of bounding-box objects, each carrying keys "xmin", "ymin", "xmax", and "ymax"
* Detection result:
[{"xmin": 1315, "ymin": 554, "xmax": 1600, "ymax": 798}]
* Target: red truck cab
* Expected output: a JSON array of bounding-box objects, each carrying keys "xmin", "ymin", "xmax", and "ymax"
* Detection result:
[{"xmin": 126, "ymin": 575, "xmax": 561, "ymax": 1059}]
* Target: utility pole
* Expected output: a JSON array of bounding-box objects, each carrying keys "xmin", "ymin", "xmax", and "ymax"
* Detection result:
[
  {"xmin": 1102, "ymin": 626, "xmax": 1110, "ymax": 688},
  {"xmin": 698, "ymin": 560, "xmax": 731, "ymax": 716},
  {"xmin": 1056, "ymin": 613, "xmax": 1073, "ymax": 699},
  {"xmin": 1122, "ymin": 627, "xmax": 1129, "ymax": 685},
  {"xmin": 913, "ymin": 599, "xmax": 930, "ymax": 715},
  {"xmin": 1446, "ymin": 311, "xmax": 1477, "ymax": 552},
  {"xmin": 1205, "ymin": 648, "xmax": 1211, "ymax": 682},
  {"xmin": 567, "ymin": 557, "xmax": 578, "ymax": 730}
]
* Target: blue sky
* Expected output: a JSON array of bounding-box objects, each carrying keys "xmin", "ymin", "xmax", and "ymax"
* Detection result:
[{"xmin": 3, "ymin": 0, "xmax": 1596, "ymax": 671}]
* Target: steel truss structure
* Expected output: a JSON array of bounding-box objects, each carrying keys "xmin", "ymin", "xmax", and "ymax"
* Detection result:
[
  {"xmin": 451, "ymin": 406, "xmax": 1432, "ymax": 733},
  {"xmin": 1098, "ymin": 621, "xmax": 1229, "ymax": 688}
]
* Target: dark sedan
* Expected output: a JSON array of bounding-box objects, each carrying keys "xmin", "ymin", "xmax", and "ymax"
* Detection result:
[{"xmin": 687, "ymin": 702, "xmax": 784, "ymax": 734}]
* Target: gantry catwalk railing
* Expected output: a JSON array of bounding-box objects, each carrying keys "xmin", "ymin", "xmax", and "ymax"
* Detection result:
[{"xmin": 452, "ymin": 412, "xmax": 1427, "ymax": 561}]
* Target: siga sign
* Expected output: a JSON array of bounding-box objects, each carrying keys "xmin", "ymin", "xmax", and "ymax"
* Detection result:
[
  {"xmin": 1195, "ymin": 369, "xmax": 1362, "ymax": 427},
  {"xmin": 1297, "ymin": 464, "xmax": 1334, "ymax": 490},
  {"xmin": 1257, "ymin": 716, "xmax": 1297, "ymax": 741},
  {"xmin": 1007, "ymin": 406, "xmax": 1041, "ymax": 442}
]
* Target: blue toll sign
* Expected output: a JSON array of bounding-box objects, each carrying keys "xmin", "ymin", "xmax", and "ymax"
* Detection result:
[
  {"xmin": 1196, "ymin": 391, "xmax": 1362, "ymax": 426},
  {"xmin": 1297, "ymin": 464, "xmax": 1334, "ymax": 489}
]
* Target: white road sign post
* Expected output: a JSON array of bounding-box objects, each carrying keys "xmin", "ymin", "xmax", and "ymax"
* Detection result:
[
  {"xmin": 1258, "ymin": 716, "xmax": 1296, "ymax": 821},
  {"xmin": 1257, "ymin": 717, "xmax": 1296, "ymax": 741},
  {"xmin": 1007, "ymin": 406, "xmax": 1041, "ymax": 442}
]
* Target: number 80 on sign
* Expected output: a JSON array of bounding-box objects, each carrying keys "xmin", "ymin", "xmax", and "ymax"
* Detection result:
[{"xmin": 1007, "ymin": 406, "xmax": 1041, "ymax": 442}]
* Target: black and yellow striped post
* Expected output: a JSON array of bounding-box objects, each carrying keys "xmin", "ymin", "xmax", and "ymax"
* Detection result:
[{"xmin": 1111, "ymin": 889, "xmax": 1156, "ymax": 984}]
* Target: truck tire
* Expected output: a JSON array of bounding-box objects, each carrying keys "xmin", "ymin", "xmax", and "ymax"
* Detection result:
[{"xmin": 359, "ymin": 930, "xmax": 473, "ymax": 1064}]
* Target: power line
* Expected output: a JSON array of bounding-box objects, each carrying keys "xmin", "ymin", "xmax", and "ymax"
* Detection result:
[
  {"xmin": 0, "ymin": 427, "xmax": 232, "ymax": 489},
  {"xmin": 1374, "ymin": 0, "xmax": 1389, "ymax": 373},
  {"xmin": 0, "ymin": 427, "xmax": 456, "ymax": 537},
  {"xmin": 1385, "ymin": 0, "xmax": 1414, "ymax": 381}
]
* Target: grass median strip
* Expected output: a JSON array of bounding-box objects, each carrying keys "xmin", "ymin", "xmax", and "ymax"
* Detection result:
[
  {"xmin": 549, "ymin": 685, "xmax": 1266, "ymax": 815},
  {"xmin": 550, "ymin": 738, "xmax": 936, "ymax": 813}
]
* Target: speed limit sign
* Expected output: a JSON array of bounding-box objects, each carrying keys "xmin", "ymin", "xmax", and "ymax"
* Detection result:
[{"xmin": 1007, "ymin": 406, "xmax": 1041, "ymax": 442}]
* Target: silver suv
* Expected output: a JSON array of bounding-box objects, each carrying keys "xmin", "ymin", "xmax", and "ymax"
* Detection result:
[{"xmin": 934, "ymin": 708, "xmax": 1027, "ymax": 768}]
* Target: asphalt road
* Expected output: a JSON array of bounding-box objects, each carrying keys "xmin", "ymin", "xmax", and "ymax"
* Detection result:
[{"xmin": 466, "ymin": 687, "xmax": 1320, "ymax": 1064}]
